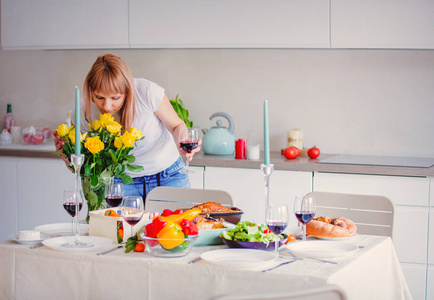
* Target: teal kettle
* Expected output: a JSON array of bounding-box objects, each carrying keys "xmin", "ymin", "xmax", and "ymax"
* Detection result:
[{"xmin": 202, "ymin": 112, "xmax": 235, "ymax": 155}]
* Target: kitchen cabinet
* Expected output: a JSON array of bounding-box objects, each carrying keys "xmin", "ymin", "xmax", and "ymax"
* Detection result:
[
  {"xmin": 1, "ymin": 0, "xmax": 129, "ymax": 50},
  {"xmin": 331, "ymin": 0, "xmax": 434, "ymax": 49},
  {"xmin": 427, "ymin": 265, "xmax": 434, "ymax": 300},
  {"xmin": 129, "ymin": 0, "xmax": 330, "ymax": 48},
  {"xmin": 204, "ymin": 167, "xmax": 312, "ymax": 225},
  {"xmin": 401, "ymin": 263, "xmax": 427, "ymax": 300},
  {"xmin": 0, "ymin": 157, "xmax": 18, "ymax": 242},
  {"xmin": 188, "ymin": 166, "xmax": 204, "ymax": 189}
]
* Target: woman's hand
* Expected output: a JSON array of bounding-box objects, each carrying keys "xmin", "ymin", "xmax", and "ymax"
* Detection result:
[
  {"xmin": 53, "ymin": 131, "xmax": 72, "ymax": 170},
  {"xmin": 178, "ymin": 138, "xmax": 202, "ymax": 162}
]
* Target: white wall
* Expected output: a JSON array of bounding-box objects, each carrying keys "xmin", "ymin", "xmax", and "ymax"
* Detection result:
[{"xmin": 1, "ymin": 48, "xmax": 433, "ymax": 158}]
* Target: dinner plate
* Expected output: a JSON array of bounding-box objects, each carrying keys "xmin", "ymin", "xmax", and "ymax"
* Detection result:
[
  {"xmin": 42, "ymin": 236, "xmax": 113, "ymax": 252},
  {"xmin": 35, "ymin": 223, "xmax": 89, "ymax": 236},
  {"xmin": 312, "ymin": 233, "xmax": 358, "ymax": 241},
  {"xmin": 200, "ymin": 249, "xmax": 276, "ymax": 269},
  {"xmin": 287, "ymin": 241, "xmax": 358, "ymax": 259},
  {"xmin": 9, "ymin": 233, "xmax": 50, "ymax": 244}
]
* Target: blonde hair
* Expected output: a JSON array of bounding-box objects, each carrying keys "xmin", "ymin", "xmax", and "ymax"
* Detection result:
[{"xmin": 83, "ymin": 54, "xmax": 136, "ymax": 131}]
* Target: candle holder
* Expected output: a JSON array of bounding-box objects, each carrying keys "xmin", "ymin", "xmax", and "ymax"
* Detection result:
[
  {"xmin": 61, "ymin": 154, "xmax": 93, "ymax": 248},
  {"xmin": 260, "ymin": 163, "xmax": 274, "ymax": 210}
]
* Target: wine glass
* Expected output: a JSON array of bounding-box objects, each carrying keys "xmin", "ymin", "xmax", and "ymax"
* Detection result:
[
  {"xmin": 63, "ymin": 189, "xmax": 83, "ymax": 234},
  {"xmin": 178, "ymin": 127, "xmax": 199, "ymax": 174},
  {"xmin": 121, "ymin": 196, "xmax": 145, "ymax": 238},
  {"xmin": 294, "ymin": 195, "xmax": 316, "ymax": 241},
  {"xmin": 104, "ymin": 178, "xmax": 124, "ymax": 208},
  {"xmin": 265, "ymin": 204, "xmax": 289, "ymax": 258}
]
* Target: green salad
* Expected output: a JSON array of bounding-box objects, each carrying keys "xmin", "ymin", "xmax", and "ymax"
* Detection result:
[{"xmin": 221, "ymin": 221, "xmax": 277, "ymax": 246}]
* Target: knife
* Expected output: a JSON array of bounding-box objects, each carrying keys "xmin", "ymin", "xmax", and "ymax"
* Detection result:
[
  {"xmin": 97, "ymin": 245, "xmax": 123, "ymax": 256},
  {"xmin": 262, "ymin": 260, "xmax": 296, "ymax": 272}
]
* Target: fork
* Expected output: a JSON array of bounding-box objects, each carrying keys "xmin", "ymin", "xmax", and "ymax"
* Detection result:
[
  {"xmin": 262, "ymin": 260, "xmax": 296, "ymax": 272},
  {"xmin": 287, "ymin": 252, "xmax": 338, "ymax": 264}
]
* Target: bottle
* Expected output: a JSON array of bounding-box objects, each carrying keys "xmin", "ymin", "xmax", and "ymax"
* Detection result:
[{"xmin": 4, "ymin": 104, "xmax": 14, "ymax": 133}]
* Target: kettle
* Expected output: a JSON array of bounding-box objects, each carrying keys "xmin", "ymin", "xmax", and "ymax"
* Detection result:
[{"xmin": 202, "ymin": 112, "xmax": 235, "ymax": 155}]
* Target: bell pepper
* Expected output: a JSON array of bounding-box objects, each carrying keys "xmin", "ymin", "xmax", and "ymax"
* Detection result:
[
  {"xmin": 180, "ymin": 219, "xmax": 199, "ymax": 236},
  {"xmin": 152, "ymin": 216, "xmax": 168, "ymax": 235},
  {"xmin": 159, "ymin": 208, "xmax": 201, "ymax": 224},
  {"xmin": 156, "ymin": 222, "xmax": 185, "ymax": 249},
  {"xmin": 162, "ymin": 209, "xmax": 173, "ymax": 217}
]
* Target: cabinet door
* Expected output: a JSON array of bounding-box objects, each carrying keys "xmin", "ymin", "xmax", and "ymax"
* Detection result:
[
  {"xmin": 188, "ymin": 166, "xmax": 204, "ymax": 189},
  {"xmin": 401, "ymin": 263, "xmax": 427, "ymax": 300},
  {"xmin": 204, "ymin": 167, "xmax": 312, "ymax": 224},
  {"xmin": 129, "ymin": 0, "xmax": 330, "ymax": 48},
  {"xmin": 427, "ymin": 265, "xmax": 434, "ymax": 300},
  {"xmin": 17, "ymin": 158, "xmax": 75, "ymax": 230},
  {"xmin": 314, "ymin": 172, "xmax": 429, "ymax": 264},
  {"xmin": 1, "ymin": 0, "xmax": 129, "ymax": 50},
  {"xmin": 0, "ymin": 157, "xmax": 18, "ymax": 241},
  {"xmin": 429, "ymin": 209, "xmax": 434, "ymax": 264},
  {"xmin": 331, "ymin": 0, "xmax": 434, "ymax": 49}
]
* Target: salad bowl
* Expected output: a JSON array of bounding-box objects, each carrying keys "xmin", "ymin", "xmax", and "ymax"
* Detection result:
[{"xmin": 221, "ymin": 238, "xmax": 285, "ymax": 251}]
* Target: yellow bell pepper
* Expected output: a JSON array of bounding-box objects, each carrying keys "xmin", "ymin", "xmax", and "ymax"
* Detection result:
[
  {"xmin": 159, "ymin": 208, "xmax": 201, "ymax": 224},
  {"xmin": 156, "ymin": 222, "xmax": 185, "ymax": 249}
]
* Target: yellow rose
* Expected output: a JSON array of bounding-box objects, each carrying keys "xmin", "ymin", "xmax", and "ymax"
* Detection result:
[
  {"xmin": 84, "ymin": 136, "xmax": 105, "ymax": 154},
  {"xmin": 120, "ymin": 131, "xmax": 135, "ymax": 148},
  {"xmin": 130, "ymin": 127, "xmax": 143, "ymax": 139},
  {"xmin": 88, "ymin": 119, "xmax": 101, "ymax": 132},
  {"xmin": 56, "ymin": 124, "xmax": 70, "ymax": 137},
  {"xmin": 114, "ymin": 137, "xmax": 123, "ymax": 149},
  {"xmin": 106, "ymin": 120, "xmax": 122, "ymax": 135},
  {"xmin": 68, "ymin": 128, "xmax": 86, "ymax": 145},
  {"xmin": 99, "ymin": 114, "xmax": 114, "ymax": 128}
]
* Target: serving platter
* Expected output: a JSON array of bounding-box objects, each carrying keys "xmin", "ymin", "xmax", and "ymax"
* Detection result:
[
  {"xmin": 35, "ymin": 223, "xmax": 89, "ymax": 236},
  {"xmin": 42, "ymin": 236, "xmax": 113, "ymax": 252},
  {"xmin": 9, "ymin": 233, "xmax": 50, "ymax": 244},
  {"xmin": 287, "ymin": 241, "xmax": 358, "ymax": 259},
  {"xmin": 311, "ymin": 233, "xmax": 358, "ymax": 241},
  {"xmin": 200, "ymin": 248, "xmax": 276, "ymax": 269}
]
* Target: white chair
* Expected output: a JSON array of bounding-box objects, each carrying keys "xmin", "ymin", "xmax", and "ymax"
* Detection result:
[
  {"xmin": 144, "ymin": 186, "xmax": 234, "ymax": 213},
  {"xmin": 306, "ymin": 191, "xmax": 394, "ymax": 237},
  {"xmin": 212, "ymin": 284, "xmax": 347, "ymax": 300}
]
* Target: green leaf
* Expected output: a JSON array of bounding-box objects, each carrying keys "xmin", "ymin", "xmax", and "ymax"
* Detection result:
[
  {"xmin": 127, "ymin": 164, "xmax": 144, "ymax": 173},
  {"xmin": 91, "ymin": 175, "xmax": 99, "ymax": 186},
  {"xmin": 84, "ymin": 164, "xmax": 92, "ymax": 176},
  {"xmin": 124, "ymin": 155, "xmax": 135, "ymax": 164},
  {"xmin": 120, "ymin": 173, "xmax": 133, "ymax": 184}
]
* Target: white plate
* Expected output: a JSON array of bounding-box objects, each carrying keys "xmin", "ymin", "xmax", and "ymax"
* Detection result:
[
  {"xmin": 312, "ymin": 233, "xmax": 358, "ymax": 241},
  {"xmin": 287, "ymin": 241, "xmax": 358, "ymax": 259},
  {"xmin": 42, "ymin": 236, "xmax": 113, "ymax": 252},
  {"xmin": 9, "ymin": 233, "xmax": 50, "ymax": 244},
  {"xmin": 200, "ymin": 249, "xmax": 276, "ymax": 269},
  {"xmin": 35, "ymin": 223, "xmax": 89, "ymax": 236}
]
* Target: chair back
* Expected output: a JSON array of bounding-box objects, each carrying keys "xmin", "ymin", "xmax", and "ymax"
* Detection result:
[
  {"xmin": 307, "ymin": 191, "xmax": 394, "ymax": 237},
  {"xmin": 212, "ymin": 284, "xmax": 347, "ymax": 300},
  {"xmin": 145, "ymin": 187, "xmax": 234, "ymax": 213}
]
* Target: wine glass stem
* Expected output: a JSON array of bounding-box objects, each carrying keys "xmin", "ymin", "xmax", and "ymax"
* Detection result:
[
  {"xmin": 131, "ymin": 226, "xmax": 134, "ymax": 239},
  {"xmin": 302, "ymin": 224, "xmax": 307, "ymax": 241},
  {"xmin": 275, "ymin": 236, "xmax": 279, "ymax": 258},
  {"xmin": 185, "ymin": 157, "xmax": 190, "ymax": 172}
]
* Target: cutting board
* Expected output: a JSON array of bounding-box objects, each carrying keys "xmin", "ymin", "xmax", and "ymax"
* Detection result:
[{"xmin": 317, "ymin": 155, "xmax": 434, "ymax": 168}]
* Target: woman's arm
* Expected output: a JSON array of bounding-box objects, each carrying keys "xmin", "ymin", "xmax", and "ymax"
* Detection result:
[{"xmin": 155, "ymin": 94, "xmax": 201, "ymax": 161}]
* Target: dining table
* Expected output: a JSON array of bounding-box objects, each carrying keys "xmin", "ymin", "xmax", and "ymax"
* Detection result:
[{"xmin": 0, "ymin": 234, "xmax": 412, "ymax": 300}]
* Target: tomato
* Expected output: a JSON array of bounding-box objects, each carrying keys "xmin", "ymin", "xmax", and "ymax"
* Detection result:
[
  {"xmin": 283, "ymin": 146, "xmax": 300, "ymax": 159},
  {"xmin": 133, "ymin": 242, "xmax": 145, "ymax": 252},
  {"xmin": 307, "ymin": 146, "xmax": 321, "ymax": 159},
  {"xmin": 285, "ymin": 234, "xmax": 296, "ymax": 244}
]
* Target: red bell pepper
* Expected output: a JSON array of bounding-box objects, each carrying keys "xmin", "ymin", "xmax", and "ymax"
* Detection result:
[
  {"xmin": 162, "ymin": 209, "xmax": 173, "ymax": 216},
  {"xmin": 180, "ymin": 219, "xmax": 199, "ymax": 236},
  {"xmin": 152, "ymin": 217, "xmax": 167, "ymax": 235}
]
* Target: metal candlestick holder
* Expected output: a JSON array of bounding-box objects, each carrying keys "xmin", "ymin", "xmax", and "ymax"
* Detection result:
[
  {"xmin": 260, "ymin": 163, "xmax": 274, "ymax": 210},
  {"xmin": 61, "ymin": 154, "xmax": 93, "ymax": 248}
]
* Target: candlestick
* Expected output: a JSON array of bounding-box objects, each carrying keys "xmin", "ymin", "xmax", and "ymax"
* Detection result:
[
  {"xmin": 263, "ymin": 100, "xmax": 270, "ymax": 165},
  {"xmin": 75, "ymin": 86, "xmax": 81, "ymax": 155},
  {"xmin": 261, "ymin": 163, "xmax": 274, "ymax": 213}
]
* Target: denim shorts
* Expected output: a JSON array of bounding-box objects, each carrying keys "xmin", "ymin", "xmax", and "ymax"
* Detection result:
[{"xmin": 114, "ymin": 156, "xmax": 190, "ymax": 199}]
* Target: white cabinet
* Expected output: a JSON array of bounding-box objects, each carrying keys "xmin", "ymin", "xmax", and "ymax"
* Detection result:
[
  {"xmin": 427, "ymin": 265, "xmax": 434, "ymax": 300},
  {"xmin": 401, "ymin": 263, "xmax": 427, "ymax": 300},
  {"xmin": 331, "ymin": 0, "xmax": 434, "ymax": 49},
  {"xmin": 1, "ymin": 0, "xmax": 129, "ymax": 50},
  {"xmin": 0, "ymin": 157, "xmax": 18, "ymax": 241},
  {"xmin": 17, "ymin": 158, "xmax": 75, "ymax": 230},
  {"xmin": 204, "ymin": 167, "xmax": 312, "ymax": 224},
  {"xmin": 129, "ymin": 0, "xmax": 330, "ymax": 48},
  {"xmin": 188, "ymin": 166, "xmax": 204, "ymax": 189},
  {"xmin": 429, "ymin": 208, "xmax": 434, "ymax": 264}
]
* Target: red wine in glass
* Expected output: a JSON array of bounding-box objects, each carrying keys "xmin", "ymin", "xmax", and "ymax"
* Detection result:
[
  {"xmin": 180, "ymin": 139, "xmax": 199, "ymax": 153},
  {"xmin": 105, "ymin": 196, "xmax": 123, "ymax": 208},
  {"xmin": 63, "ymin": 202, "xmax": 83, "ymax": 217},
  {"xmin": 267, "ymin": 222, "xmax": 288, "ymax": 235},
  {"xmin": 295, "ymin": 211, "xmax": 315, "ymax": 224},
  {"xmin": 124, "ymin": 216, "xmax": 142, "ymax": 226}
]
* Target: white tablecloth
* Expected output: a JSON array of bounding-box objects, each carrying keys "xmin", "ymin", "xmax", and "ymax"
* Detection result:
[{"xmin": 0, "ymin": 235, "xmax": 412, "ymax": 300}]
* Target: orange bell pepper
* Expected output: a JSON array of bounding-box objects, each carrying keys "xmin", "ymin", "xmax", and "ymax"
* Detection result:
[
  {"xmin": 159, "ymin": 208, "xmax": 201, "ymax": 224},
  {"xmin": 156, "ymin": 222, "xmax": 185, "ymax": 249}
]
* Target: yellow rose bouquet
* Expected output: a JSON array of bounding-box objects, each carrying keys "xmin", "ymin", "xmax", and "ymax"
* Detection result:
[{"xmin": 54, "ymin": 113, "xmax": 144, "ymax": 214}]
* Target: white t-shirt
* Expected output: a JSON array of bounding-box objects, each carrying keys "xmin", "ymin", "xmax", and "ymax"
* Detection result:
[{"xmin": 74, "ymin": 78, "xmax": 180, "ymax": 177}]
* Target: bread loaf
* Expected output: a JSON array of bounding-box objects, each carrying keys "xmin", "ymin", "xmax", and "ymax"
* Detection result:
[{"xmin": 306, "ymin": 217, "xmax": 357, "ymax": 238}]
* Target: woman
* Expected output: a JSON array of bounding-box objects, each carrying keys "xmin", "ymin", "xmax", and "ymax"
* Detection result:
[{"xmin": 54, "ymin": 54, "xmax": 200, "ymax": 198}]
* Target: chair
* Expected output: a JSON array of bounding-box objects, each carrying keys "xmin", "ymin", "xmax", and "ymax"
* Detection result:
[
  {"xmin": 306, "ymin": 191, "xmax": 394, "ymax": 237},
  {"xmin": 212, "ymin": 284, "xmax": 347, "ymax": 300},
  {"xmin": 144, "ymin": 186, "xmax": 234, "ymax": 213}
]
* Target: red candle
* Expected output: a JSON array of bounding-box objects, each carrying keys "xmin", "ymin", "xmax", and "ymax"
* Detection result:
[{"xmin": 235, "ymin": 139, "xmax": 246, "ymax": 159}]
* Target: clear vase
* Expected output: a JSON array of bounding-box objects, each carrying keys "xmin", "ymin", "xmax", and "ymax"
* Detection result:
[{"xmin": 81, "ymin": 176, "xmax": 107, "ymax": 222}]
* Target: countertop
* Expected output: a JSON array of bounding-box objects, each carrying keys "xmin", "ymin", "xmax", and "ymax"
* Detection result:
[{"xmin": 1, "ymin": 143, "xmax": 433, "ymax": 177}]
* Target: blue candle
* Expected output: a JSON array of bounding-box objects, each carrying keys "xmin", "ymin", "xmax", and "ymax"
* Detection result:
[
  {"xmin": 75, "ymin": 86, "xmax": 81, "ymax": 155},
  {"xmin": 263, "ymin": 100, "xmax": 270, "ymax": 165}
]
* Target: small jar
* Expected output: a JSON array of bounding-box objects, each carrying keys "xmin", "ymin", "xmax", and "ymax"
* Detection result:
[{"xmin": 287, "ymin": 128, "xmax": 303, "ymax": 149}]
